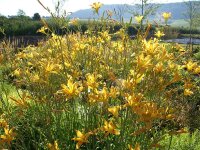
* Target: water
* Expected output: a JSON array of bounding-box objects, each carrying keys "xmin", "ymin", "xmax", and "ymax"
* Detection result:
[{"xmin": 165, "ymin": 38, "xmax": 200, "ymax": 45}]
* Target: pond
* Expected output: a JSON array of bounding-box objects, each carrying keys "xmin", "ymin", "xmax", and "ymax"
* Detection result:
[{"xmin": 164, "ymin": 38, "xmax": 200, "ymax": 45}]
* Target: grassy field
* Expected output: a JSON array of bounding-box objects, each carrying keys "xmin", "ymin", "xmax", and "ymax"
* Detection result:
[
  {"xmin": 170, "ymin": 19, "xmax": 200, "ymax": 31},
  {"xmin": 170, "ymin": 19, "xmax": 189, "ymax": 27}
]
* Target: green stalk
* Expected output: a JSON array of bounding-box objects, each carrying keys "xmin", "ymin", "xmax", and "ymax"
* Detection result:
[{"xmin": 168, "ymin": 135, "xmax": 173, "ymax": 150}]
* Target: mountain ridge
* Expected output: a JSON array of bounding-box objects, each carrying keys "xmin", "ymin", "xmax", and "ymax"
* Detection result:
[{"xmin": 69, "ymin": 1, "xmax": 195, "ymax": 21}]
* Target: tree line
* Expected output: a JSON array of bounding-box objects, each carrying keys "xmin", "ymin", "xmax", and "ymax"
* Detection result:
[{"xmin": 0, "ymin": 10, "xmax": 43, "ymax": 38}]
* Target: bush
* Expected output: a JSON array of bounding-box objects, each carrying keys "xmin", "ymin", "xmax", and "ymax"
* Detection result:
[
  {"xmin": 0, "ymin": 7, "xmax": 200, "ymax": 150},
  {"xmin": 0, "ymin": 15, "xmax": 43, "ymax": 37}
]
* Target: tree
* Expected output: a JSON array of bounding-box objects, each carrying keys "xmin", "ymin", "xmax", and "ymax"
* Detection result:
[
  {"xmin": 32, "ymin": 13, "xmax": 41, "ymax": 21},
  {"xmin": 17, "ymin": 9, "xmax": 26, "ymax": 16},
  {"xmin": 184, "ymin": 0, "xmax": 200, "ymax": 48}
]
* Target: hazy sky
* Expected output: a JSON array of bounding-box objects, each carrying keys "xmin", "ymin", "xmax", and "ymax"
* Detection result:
[{"xmin": 0, "ymin": 0, "xmax": 186, "ymax": 17}]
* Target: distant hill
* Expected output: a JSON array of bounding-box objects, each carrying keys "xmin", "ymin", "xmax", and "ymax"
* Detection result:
[{"xmin": 69, "ymin": 1, "xmax": 195, "ymax": 22}]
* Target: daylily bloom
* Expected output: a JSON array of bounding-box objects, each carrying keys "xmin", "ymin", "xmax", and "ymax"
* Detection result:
[
  {"xmin": 0, "ymin": 126, "xmax": 16, "ymax": 144},
  {"xmin": 194, "ymin": 66, "xmax": 200, "ymax": 74},
  {"xmin": 162, "ymin": 12, "xmax": 171, "ymax": 24},
  {"xmin": 72, "ymin": 130, "xmax": 92, "ymax": 149},
  {"xmin": 184, "ymin": 60, "xmax": 198, "ymax": 71},
  {"xmin": 109, "ymin": 86, "xmax": 119, "ymax": 98},
  {"xmin": 136, "ymin": 53, "xmax": 152, "ymax": 70},
  {"xmin": 47, "ymin": 140, "xmax": 60, "ymax": 150},
  {"xmin": 13, "ymin": 69, "xmax": 21, "ymax": 77},
  {"xmin": 135, "ymin": 15, "xmax": 143, "ymax": 23},
  {"xmin": 154, "ymin": 62, "xmax": 164, "ymax": 73},
  {"xmin": 162, "ymin": 12, "xmax": 171, "ymax": 19},
  {"xmin": 102, "ymin": 120, "xmax": 120, "ymax": 136},
  {"xmin": 108, "ymin": 106, "xmax": 121, "ymax": 117},
  {"xmin": 184, "ymin": 89, "xmax": 193, "ymax": 96},
  {"xmin": 128, "ymin": 143, "xmax": 141, "ymax": 150},
  {"xmin": 57, "ymin": 78, "xmax": 83, "ymax": 99},
  {"xmin": 155, "ymin": 30, "xmax": 165, "ymax": 38},
  {"xmin": 0, "ymin": 120, "xmax": 8, "ymax": 128},
  {"xmin": 88, "ymin": 87, "xmax": 109, "ymax": 103},
  {"xmin": 128, "ymin": 144, "xmax": 134, "ymax": 150},
  {"xmin": 90, "ymin": 2, "xmax": 103, "ymax": 14},
  {"xmin": 86, "ymin": 73, "xmax": 100, "ymax": 90},
  {"xmin": 69, "ymin": 18, "xmax": 79, "ymax": 26},
  {"xmin": 134, "ymin": 143, "xmax": 141, "ymax": 150},
  {"xmin": 37, "ymin": 26, "xmax": 48, "ymax": 34},
  {"xmin": 45, "ymin": 62, "xmax": 61, "ymax": 74}
]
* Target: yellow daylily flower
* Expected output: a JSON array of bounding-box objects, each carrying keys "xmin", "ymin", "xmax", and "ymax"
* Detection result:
[
  {"xmin": 155, "ymin": 30, "xmax": 165, "ymax": 38},
  {"xmin": 47, "ymin": 140, "xmax": 60, "ymax": 150},
  {"xmin": 135, "ymin": 73, "xmax": 145, "ymax": 84},
  {"xmin": 154, "ymin": 62, "xmax": 164, "ymax": 73},
  {"xmin": 57, "ymin": 78, "xmax": 83, "ymax": 99},
  {"xmin": 102, "ymin": 120, "xmax": 120, "ymax": 136},
  {"xmin": 134, "ymin": 143, "xmax": 141, "ymax": 150},
  {"xmin": 125, "ymin": 93, "xmax": 143, "ymax": 107},
  {"xmin": 86, "ymin": 73, "xmax": 100, "ymax": 90},
  {"xmin": 109, "ymin": 86, "xmax": 119, "ymax": 98},
  {"xmin": 184, "ymin": 89, "xmax": 193, "ymax": 96},
  {"xmin": 128, "ymin": 143, "xmax": 141, "ymax": 150},
  {"xmin": 45, "ymin": 62, "xmax": 61, "ymax": 74},
  {"xmin": 135, "ymin": 15, "xmax": 143, "ymax": 23},
  {"xmin": 31, "ymin": 74, "xmax": 40, "ymax": 83},
  {"xmin": 136, "ymin": 53, "xmax": 152, "ymax": 70},
  {"xmin": 0, "ymin": 126, "xmax": 16, "ymax": 144},
  {"xmin": 162, "ymin": 12, "xmax": 171, "ymax": 24},
  {"xmin": 194, "ymin": 66, "xmax": 200, "ymax": 74},
  {"xmin": 98, "ymin": 87, "xmax": 109, "ymax": 102},
  {"xmin": 128, "ymin": 144, "xmax": 134, "ymax": 150},
  {"xmin": 90, "ymin": 2, "xmax": 103, "ymax": 14},
  {"xmin": 108, "ymin": 106, "xmax": 121, "ymax": 117},
  {"xmin": 13, "ymin": 69, "xmax": 21, "ymax": 77},
  {"xmin": 37, "ymin": 26, "xmax": 48, "ymax": 34},
  {"xmin": 120, "ymin": 77, "xmax": 135, "ymax": 90},
  {"xmin": 69, "ymin": 18, "xmax": 79, "ymax": 26},
  {"xmin": 72, "ymin": 130, "xmax": 92, "ymax": 149},
  {"xmin": 0, "ymin": 120, "xmax": 8, "ymax": 128},
  {"xmin": 88, "ymin": 87, "xmax": 109, "ymax": 103},
  {"xmin": 184, "ymin": 60, "xmax": 198, "ymax": 72}
]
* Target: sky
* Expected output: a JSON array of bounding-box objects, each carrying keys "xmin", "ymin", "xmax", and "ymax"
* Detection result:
[{"xmin": 0, "ymin": 0, "xmax": 187, "ymax": 17}]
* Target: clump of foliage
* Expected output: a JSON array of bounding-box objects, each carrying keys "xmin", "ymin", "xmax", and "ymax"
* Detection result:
[
  {"xmin": 0, "ymin": 1, "xmax": 200, "ymax": 150},
  {"xmin": 0, "ymin": 15, "xmax": 43, "ymax": 37}
]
